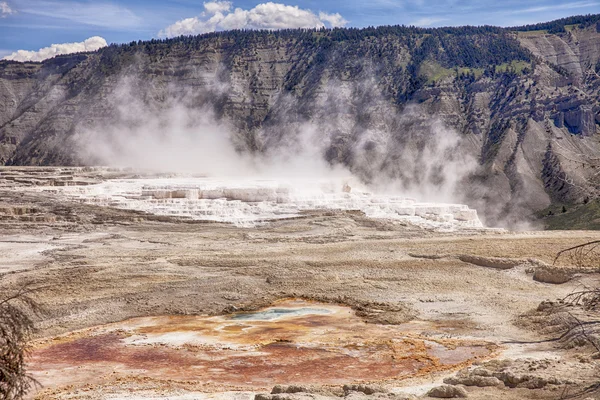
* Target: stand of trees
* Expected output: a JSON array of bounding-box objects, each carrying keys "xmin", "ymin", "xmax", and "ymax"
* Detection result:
[{"xmin": 510, "ymin": 13, "xmax": 600, "ymax": 33}]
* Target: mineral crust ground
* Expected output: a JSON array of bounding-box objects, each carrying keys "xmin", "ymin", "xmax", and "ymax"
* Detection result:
[{"xmin": 0, "ymin": 167, "xmax": 599, "ymax": 400}]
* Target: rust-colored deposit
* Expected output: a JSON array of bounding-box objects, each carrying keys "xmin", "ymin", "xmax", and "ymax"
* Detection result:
[{"xmin": 29, "ymin": 299, "xmax": 495, "ymax": 393}]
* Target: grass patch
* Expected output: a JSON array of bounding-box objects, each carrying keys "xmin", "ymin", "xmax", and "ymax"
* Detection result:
[
  {"xmin": 420, "ymin": 61, "xmax": 455, "ymax": 84},
  {"xmin": 564, "ymin": 24, "xmax": 578, "ymax": 32},
  {"xmin": 538, "ymin": 200, "xmax": 600, "ymax": 230},
  {"xmin": 457, "ymin": 67, "xmax": 484, "ymax": 79},
  {"xmin": 515, "ymin": 30, "xmax": 549, "ymax": 37},
  {"xmin": 420, "ymin": 62, "xmax": 487, "ymax": 85},
  {"xmin": 495, "ymin": 60, "xmax": 531, "ymax": 74}
]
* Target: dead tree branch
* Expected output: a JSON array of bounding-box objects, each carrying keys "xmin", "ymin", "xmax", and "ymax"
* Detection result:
[{"xmin": 0, "ymin": 281, "xmax": 43, "ymax": 400}]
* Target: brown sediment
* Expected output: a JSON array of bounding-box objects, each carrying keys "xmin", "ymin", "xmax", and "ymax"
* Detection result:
[{"xmin": 28, "ymin": 300, "xmax": 497, "ymax": 393}]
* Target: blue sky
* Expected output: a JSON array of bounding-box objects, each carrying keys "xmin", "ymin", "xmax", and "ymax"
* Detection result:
[{"xmin": 1, "ymin": 0, "xmax": 599, "ymax": 58}]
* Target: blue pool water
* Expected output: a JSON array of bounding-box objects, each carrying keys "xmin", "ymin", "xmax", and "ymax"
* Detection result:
[{"xmin": 230, "ymin": 307, "xmax": 332, "ymax": 321}]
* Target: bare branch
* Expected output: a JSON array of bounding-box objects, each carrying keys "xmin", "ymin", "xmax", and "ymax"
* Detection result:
[
  {"xmin": 553, "ymin": 240, "xmax": 600, "ymax": 268},
  {"xmin": 0, "ymin": 280, "xmax": 44, "ymax": 400}
]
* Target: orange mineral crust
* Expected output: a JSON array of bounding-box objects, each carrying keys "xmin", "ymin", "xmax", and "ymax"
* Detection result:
[{"xmin": 29, "ymin": 300, "xmax": 496, "ymax": 392}]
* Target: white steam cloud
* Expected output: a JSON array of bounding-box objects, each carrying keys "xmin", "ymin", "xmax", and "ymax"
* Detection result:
[
  {"xmin": 75, "ymin": 76, "xmax": 350, "ymax": 181},
  {"xmin": 74, "ymin": 69, "xmax": 474, "ymax": 212},
  {"xmin": 159, "ymin": 1, "xmax": 348, "ymax": 38},
  {"xmin": 3, "ymin": 36, "xmax": 108, "ymax": 62},
  {"xmin": 0, "ymin": 1, "xmax": 14, "ymax": 17},
  {"xmin": 76, "ymin": 78, "xmax": 252, "ymax": 176},
  {"xmin": 260, "ymin": 74, "xmax": 478, "ymax": 204}
]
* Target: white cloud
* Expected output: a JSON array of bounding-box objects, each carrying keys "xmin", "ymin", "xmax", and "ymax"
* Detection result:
[
  {"xmin": 516, "ymin": 1, "xmax": 600, "ymax": 13},
  {"xmin": 17, "ymin": 1, "xmax": 142, "ymax": 30},
  {"xmin": 159, "ymin": 1, "xmax": 348, "ymax": 38},
  {"xmin": 203, "ymin": 1, "xmax": 232, "ymax": 14},
  {"xmin": 411, "ymin": 17, "xmax": 447, "ymax": 26},
  {"xmin": 1, "ymin": 1, "xmax": 14, "ymax": 17},
  {"xmin": 2, "ymin": 36, "xmax": 108, "ymax": 62},
  {"xmin": 318, "ymin": 12, "xmax": 348, "ymax": 28}
]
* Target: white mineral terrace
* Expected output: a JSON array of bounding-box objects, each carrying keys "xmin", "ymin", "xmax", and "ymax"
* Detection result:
[{"xmin": 35, "ymin": 177, "xmax": 484, "ymax": 229}]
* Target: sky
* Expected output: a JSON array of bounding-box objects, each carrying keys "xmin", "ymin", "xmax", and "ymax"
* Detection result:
[{"xmin": 0, "ymin": 0, "xmax": 599, "ymax": 60}]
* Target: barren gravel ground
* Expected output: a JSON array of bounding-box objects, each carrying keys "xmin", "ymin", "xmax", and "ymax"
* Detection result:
[{"xmin": 1, "ymin": 169, "xmax": 599, "ymax": 400}]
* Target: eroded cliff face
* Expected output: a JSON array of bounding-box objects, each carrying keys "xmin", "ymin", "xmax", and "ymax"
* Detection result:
[{"xmin": 0, "ymin": 26, "xmax": 598, "ymax": 226}]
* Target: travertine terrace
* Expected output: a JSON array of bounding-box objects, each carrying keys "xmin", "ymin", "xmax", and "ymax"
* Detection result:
[
  {"xmin": 19, "ymin": 170, "xmax": 482, "ymax": 229},
  {"xmin": 1, "ymin": 167, "xmax": 599, "ymax": 400}
]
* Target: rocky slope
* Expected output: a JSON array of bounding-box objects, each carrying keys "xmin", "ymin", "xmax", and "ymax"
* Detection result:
[{"xmin": 0, "ymin": 19, "xmax": 599, "ymax": 227}]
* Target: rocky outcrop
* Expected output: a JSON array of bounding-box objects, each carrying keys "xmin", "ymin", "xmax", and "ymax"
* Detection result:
[
  {"xmin": 342, "ymin": 385, "xmax": 386, "ymax": 395},
  {"xmin": 442, "ymin": 359, "xmax": 574, "ymax": 395},
  {"xmin": 255, "ymin": 385, "xmax": 411, "ymax": 400},
  {"xmin": 444, "ymin": 375, "xmax": 501, "ymax": 387},
  {"xmin": 426, "ymin": 385, "xmax": 468, "ymax": 398},
  {"xmin": 533, "ymin": 267, "xmax": 573, "ymax": 284},
  {"xmin": 519, "ymin": 27, "xmax": 600, "ymax": 82},
  {"xmin": 457, "ymin": 255, "xmax": 526, "ymax": 270}
]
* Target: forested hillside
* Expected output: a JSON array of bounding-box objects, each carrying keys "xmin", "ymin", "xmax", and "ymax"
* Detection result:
[{"xmin": 1, "ymin": 15, "xmax": 599, "ymax": 227}]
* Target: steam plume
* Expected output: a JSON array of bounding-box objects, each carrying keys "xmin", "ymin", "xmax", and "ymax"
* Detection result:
[{"xmin": 74, "ymin": 70, "xmax": 473, "ymax": 211}]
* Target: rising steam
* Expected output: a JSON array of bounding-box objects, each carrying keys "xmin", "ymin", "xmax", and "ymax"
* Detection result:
[{"xmin": 74, "ymin": 68, "xmax": 480, "ymax": 222}]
